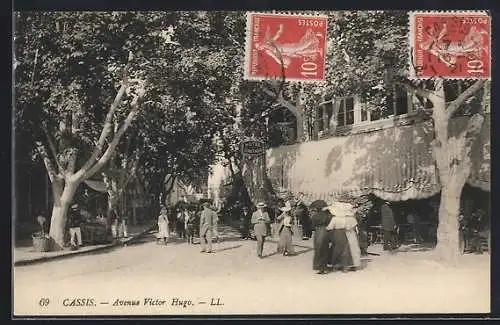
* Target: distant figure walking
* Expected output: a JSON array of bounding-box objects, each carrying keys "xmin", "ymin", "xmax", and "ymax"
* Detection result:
[
  {"xmin": 176, "ymin": 208, "xmax": 186, "ymax": 239},
  {"xmin": 185, "ymin": 207, "xmax": 197, "ymax": 244},
  {"xmin": 276, "ymin": 201, "xmax": 295, "ymax": 256},
  {"xmin": 157, "ymin": 206, "xmax": 169, "ymax": 245},
  {"xmin": 295, "ymin": 198, "xmax": 312, "ymax": 240},
  {"xmin": 200, "ymin": 202, "xmax": 218, "ymax": 253},
  {"xmin": 381, "ymin": 201, "xmax": 397, "ymax": 251},
  {"xmin": 251, "ymin": 202, "xmax": 271, "ymax": 258},
  {"xmin": 407, "ymin": 209, "xmax": 422, "ymax": 244}
]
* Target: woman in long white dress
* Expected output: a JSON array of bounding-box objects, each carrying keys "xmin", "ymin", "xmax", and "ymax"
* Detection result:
[
  {"xmin": 276, "ymin": 201, "xmax": 295, "ymax": 256},
  {"xmin": 326, "ymin": 202, "xmax": 361, "ymax": 271},
  {"xmin": 157, "ymin": 207, "xmax": 170, "ymax": 245}
]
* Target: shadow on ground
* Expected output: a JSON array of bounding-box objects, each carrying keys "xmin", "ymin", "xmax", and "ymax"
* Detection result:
[
  {"xmin": 215, "ymin": 244, "xmax": 243, "ymax": 253},
  {"xmin": 359, "ymin": 257, "xmax": 373, "ymax": 270},
  {"xmin": 396, "ymin": 243, "xmax": 436, "ymax": 253}
]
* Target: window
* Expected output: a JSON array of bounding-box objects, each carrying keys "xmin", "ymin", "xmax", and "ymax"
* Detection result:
[
  {"xmin": 311, "ymin": 86, "xmax": 420, "ymax": 141},
  {"xmin": 386, "ymin": 85, "xmax": 411, "ymax": 117},
  {"xmin": 337, "ymin": 97, "xmax": 355, "ymax": 127}
]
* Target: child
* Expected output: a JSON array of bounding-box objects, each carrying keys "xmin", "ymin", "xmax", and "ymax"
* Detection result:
[{"xmin": 157, "ymin": 207, "xmax": 169, "ymax": 245}]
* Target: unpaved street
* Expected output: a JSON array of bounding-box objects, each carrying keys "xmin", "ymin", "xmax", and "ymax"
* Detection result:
[{"xmin": 13, "ymin": 235, "xmax": 490, "ymax": 315}]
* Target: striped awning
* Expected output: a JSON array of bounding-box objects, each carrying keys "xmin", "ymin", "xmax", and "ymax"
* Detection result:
[{"xmin": 266, "ymin": 115, "xmax": 490, "ymax": 202}]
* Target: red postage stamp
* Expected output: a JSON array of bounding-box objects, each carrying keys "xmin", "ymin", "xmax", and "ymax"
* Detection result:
[
  {"xmin": 410, "ymin": 11, "xmax": 491, "ymax": 79},
  {"xmin": 244, "ymin": 12, "xmax": 328, "ymax": 82}
]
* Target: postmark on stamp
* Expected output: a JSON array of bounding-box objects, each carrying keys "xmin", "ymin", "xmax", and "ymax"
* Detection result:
[
  {"xmin": 409, "ymin": 11, "xmax": 491, "ymax": 79},
  {"xmin": 244, "ymin": 12, "xmax": 328, "ymax": 82}
]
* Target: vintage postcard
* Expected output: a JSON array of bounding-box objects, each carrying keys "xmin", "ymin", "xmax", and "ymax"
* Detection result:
[{"xmin": 12, "ymin": 10, "xmax": 491, "ymax": 317}]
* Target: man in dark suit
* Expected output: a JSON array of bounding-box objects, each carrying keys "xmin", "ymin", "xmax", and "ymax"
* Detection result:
[
  {"xmin": 381, "ymin": 201, "xmax": 397, "ymax": 251},
  {"xmin": 199, "ymin": 202, "xmax": 218, "ymax": 253}
]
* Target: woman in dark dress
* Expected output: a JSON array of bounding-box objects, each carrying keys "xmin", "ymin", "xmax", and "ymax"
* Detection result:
[{"xmin": 310, "ymin": 200, "xmax": 332, "ymax": 274}]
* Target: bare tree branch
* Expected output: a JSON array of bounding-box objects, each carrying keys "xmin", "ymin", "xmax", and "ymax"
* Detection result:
[
  {"xmin": 35, "ymin": 141, "xmax": 60, "ymax": 183},
  {"xmin": 75, "ymin": 52, "xmax": 133, "ymax": 178},
  {"xmin": 41, "ymin": 125, "xmax": 65, "ymax": 175},
  {"xmin": 446, "ymin": 79, "xmax": 486, "ymax": 118},
  {"xmin": 81, "ymin": 103, "xmax": 140, "ymax": 181},
  {"xmin": 67, "ymin": 148, "xmax": 78, "ymax": 174},
  {"xmin": 395, "ymin": 80, "xmax": 437, "ymax": 102},
  {"xmin": 262, "ymin": 86, "xmax": 277, "ymax": 98},
  {"xmin": 164, "ymin": 174, "xmax": 177, "ymax": 198},
  {"xmin": 463, "ymin": 113, "xmax": 485, "ymax": 150},
  {"xmin": 480, "ymin": 80, "xmax": 491, "ymax": 114}
]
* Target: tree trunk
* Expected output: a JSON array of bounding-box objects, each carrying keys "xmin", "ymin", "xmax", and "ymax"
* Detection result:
[
  {"xmin": 431, "ymin": 80, "xmax": 485, "ymax": 264},
  {"xmin": 48, "ymin": 179, "xmax": 79, "ymax": 250},
  {"xmin": 107, "ymin": 191, "xmax": 118, "ymax": 221},
  {"xmin": 435, "ymin": 184, "xmax": 463, "ymax": 264}
]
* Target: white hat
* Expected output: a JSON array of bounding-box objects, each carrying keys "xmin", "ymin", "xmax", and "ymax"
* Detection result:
[{"xmin": 279, "ymin": 201, "xmax": 292, "ymax": 212}]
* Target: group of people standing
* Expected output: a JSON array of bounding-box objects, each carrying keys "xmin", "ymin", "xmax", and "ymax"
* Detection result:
[
  {"xmin": 156, "ymin": 204, "xmax": 199, "ymax": 245},
  {"xmin": 247, "ymin": 198, "xmax": 362, "ymax": 274},
  {"xmin": 156, "ymin": 202, "xmax": 218, "ymax": 253}
]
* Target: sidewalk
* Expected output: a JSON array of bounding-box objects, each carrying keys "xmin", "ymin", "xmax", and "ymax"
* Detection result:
[{"xmin": 13, "ymin": 224, "xmax": 155, "ymax": 267}]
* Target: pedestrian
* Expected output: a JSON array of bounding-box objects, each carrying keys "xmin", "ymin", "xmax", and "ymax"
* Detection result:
[
  {"xmin": 185, "ymin": 206, "xmax": 197, "ymax": 244},
  {"xmin": 276, "ymin": 201, "xmax": 295, "ymax": 256},
  {"xmin": 310, "ymin": 200, "xmax": 332, "ymax": 274},
  {"xmin": 251, "ymin": 202, "xmax": 270, "ymax": 258},
  {"xmin": 329, "ymin": 202, "xmax": 362, "ymax": 271},
  {"xmin": 109, "ymin": 208, "xmax": 119, "ymax": 239},
  {"xmin": 68, "ymin": 204, "xmax": 83, "ymax": 249},
  {"xmin": 295, "ymin": 197, "xmax": 312, "ymax": 240},
  {"xmin": 354, "ymin": 204, "xmax": 370, "ymax": 256},
  {"xmin": 176, "ymin": 208, "xmax": 186, "ymax": 239},
  {"xmin": 200, "ymin": 202, "xmax": 218, "ymax": 253},
  {"xmin": 239, "ymin": 206, "xmax": 251, "ymax": 239},
  {"xmin": 120, "ymin": 212, "xmax": 129, "ymax": 238},
  {"xmin": 407, "ymin": 208, "xmax": 421, "ymax": 244},
  {"xmin": 380, "ymin": 201, "xmax": 397, "ymax": 251},
  {"xmin": 326, "ymin": 202, "xmax": 359, "ymax": 273},
  {"xmin": 157, "ymin": 206, "xmax": 169, "ymax": 245}
]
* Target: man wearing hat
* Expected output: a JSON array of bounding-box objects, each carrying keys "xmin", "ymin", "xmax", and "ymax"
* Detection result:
[
  {"xmin": 199, "ymin": 202, "xmax": 218, "ymax": 253},
  {"xmin": 68, "ymin": 204, "xmax": 83, "ymax": 248},
  {"xmin": 251, "ymin": 202, "xmax": 271, "ymax": 258}
]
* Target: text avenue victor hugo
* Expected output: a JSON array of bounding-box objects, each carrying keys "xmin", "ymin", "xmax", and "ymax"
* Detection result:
[{"xmin": 60, "ymin": 297, "xmax": 224, "ymax": 308}]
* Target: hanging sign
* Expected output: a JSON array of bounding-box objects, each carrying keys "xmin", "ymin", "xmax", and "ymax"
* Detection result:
[{"xmin": 241, "ymin": 137, "xmax": 266, "ymax": 157}]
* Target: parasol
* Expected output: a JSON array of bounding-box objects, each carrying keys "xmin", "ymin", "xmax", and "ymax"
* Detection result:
[{"xmin": 309, "ymin": 199, "xmax": 328, "ymax": 211}]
